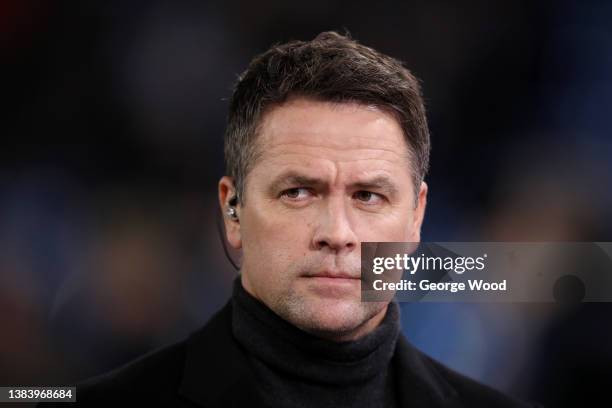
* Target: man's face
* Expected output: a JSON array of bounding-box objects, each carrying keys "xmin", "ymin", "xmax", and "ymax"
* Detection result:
[{"xmin": 219, "ymin": 98, "xmax": 427, "ymax": 340}]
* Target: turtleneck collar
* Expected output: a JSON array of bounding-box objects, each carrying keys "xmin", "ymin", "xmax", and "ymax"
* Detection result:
[{"xmin": 231, "ymin": 277, "xmax": 400, "ymax": 389}]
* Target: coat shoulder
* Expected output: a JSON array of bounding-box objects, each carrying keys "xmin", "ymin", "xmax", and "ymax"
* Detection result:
[
  {"xmin": 37, "ymin": 304, "xmax": 235, "ymax": 407},
  {"xmin": 80, "ymin": 340, "xmax": 187, "ymax": 402},
  {"xmin": 38, "ymin": 340, "xmax": 188, "ymax": 407}
]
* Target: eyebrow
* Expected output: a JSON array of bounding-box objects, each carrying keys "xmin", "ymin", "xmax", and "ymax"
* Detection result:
[
  {"xmin": 351, "ymin": 176, "xmax": 399, "ymax": 197},
  {"xmin": 268, "ymin": 171, "xmax": 400, "ymax": 197},
  {"xmin": 268, "ymin": 172, "xmax": 326, "ymax": 194}
]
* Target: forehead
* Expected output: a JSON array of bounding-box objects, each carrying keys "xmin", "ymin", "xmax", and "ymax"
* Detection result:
[{"xmin": 255, "ymin": 98, "xmax": 412, "ymax": 173}]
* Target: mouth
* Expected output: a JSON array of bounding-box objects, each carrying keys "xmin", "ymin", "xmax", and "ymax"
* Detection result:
[
  {"xmin": 302, "ymin": 272, "xmax": 360, "ymax": 297},
  {"xmin": 308, "ymin": 276, "xmax": 360, "ymax": 285},
  {"xmin": 303, "ymin": 271, "xmax": 361, "ymax": 292},
  {"xmin": 297, "ymin": 268, "xmax": 362, "ymax": 299},
  {"xmin": 307, "ymin": 270, "xmax": 360, "ymax": 280}
]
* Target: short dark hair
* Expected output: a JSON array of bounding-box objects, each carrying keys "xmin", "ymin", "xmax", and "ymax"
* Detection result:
[{"xmin": 224, "ymin": 31, "xmax": 430, "ymax": 204}]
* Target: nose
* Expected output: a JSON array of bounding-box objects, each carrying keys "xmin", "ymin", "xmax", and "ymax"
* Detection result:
[{"xmin": 311, "ymin": 197, "xmax": 358, "ymax": 254}]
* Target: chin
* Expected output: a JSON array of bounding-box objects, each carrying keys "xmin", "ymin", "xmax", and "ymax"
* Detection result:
[{"xmin": 290, "ymin": 296, "xmax": 380, "ymax": 338}]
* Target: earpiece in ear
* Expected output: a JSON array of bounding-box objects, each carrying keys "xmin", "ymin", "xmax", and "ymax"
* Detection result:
[
  {"xmin": 226, "ymin": 206, "xmax": 238, "ymax": 220},
  {"xmin": 226, "ymin": 195, "xmax": 239, "ymax": 220}
]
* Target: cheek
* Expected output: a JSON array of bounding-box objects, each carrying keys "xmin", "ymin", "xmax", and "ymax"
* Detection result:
[
  {"xmin": 354, "ymin": 210, "xmax": 415, "ymax": 242},
  {"xmin": 244, "ymin": 206, "xmax": 309, "ymax": 245},
  {"xmin": 241, "ymin": 204, "xmax": 312, "ymax": 270}
]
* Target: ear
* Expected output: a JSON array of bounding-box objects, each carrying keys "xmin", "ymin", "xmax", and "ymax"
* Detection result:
[
  {"xmin": 218, "ymin": 176, "xmax": 242, "ymax": 249},
  {"xmin": 408, "ymin": 181, "xmax": 428, "ymax": 242}
]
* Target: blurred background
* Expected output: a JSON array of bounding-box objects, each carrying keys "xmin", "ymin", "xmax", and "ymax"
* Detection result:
[{"xmin": 2, "ymin": 0, "xmax": 612, "ymax": 406}]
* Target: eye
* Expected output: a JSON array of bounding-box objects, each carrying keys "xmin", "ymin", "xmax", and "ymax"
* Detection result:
[
  {"xmin": 353, "ymin": 190, "xmax": 384, "ymax": 205},
  {"xmin": 280, "ymin": 187, "xmax": 312, "ymax": 200}
]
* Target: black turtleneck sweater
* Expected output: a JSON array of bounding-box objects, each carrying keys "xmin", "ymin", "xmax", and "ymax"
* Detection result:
[{"xmin": 231, "ymin": 278, "xmax": 400, "ymax": 408}]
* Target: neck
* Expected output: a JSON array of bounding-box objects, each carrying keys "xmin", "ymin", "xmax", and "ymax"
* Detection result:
[{"xmin": 230, "ymin": 277, "xmax": 400, "ymax": 407}]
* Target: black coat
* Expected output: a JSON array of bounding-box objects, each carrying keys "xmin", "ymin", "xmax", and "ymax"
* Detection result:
[{"xmin": 40, "ymin": 301, "xmax": 539, "ymax": 407}]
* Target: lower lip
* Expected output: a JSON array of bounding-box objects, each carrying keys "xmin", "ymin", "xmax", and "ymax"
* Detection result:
[{"xmin": 304, "ymin": 276, "xmax": 360, "ymax": 292}]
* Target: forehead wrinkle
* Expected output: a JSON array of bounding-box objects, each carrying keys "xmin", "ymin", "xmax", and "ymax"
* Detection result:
[
  {"xmin": 267, "ymin": 159, "xmax": 408, "ymax": 194},
  {"xmin": 256, "ymin": 144, "xmax": 413, "ymax": 180},
  {"xmin": 260, "ymin": 150, "xmax": 412, "ymax": 171},
  {"xmin": 264, "ymin": 141, "xmax": 410, "ymax": 157}
]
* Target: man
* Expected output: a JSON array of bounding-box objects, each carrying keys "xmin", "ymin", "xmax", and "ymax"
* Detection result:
[{"xmin": 42, "ymin": 31, "xmax": 537, "ymax": 407}]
